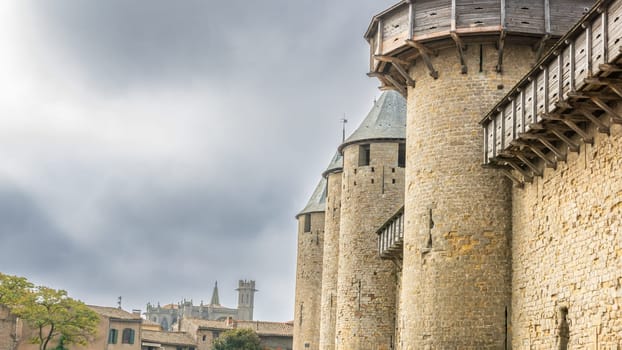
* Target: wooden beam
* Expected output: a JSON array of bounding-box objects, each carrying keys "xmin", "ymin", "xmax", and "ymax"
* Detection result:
[
  {"xmin": 384, "ymin": 74, "xmax": 407, "ymax": 97},
  {"xmin": 502, "ymin": 158, "xmax": 533, "ymax": 183},
  {"xmin": 497, "ymin": 30, "xmax": 506, "ymax": 73},
  {"xmin": 515, "ymin": 153, "xmax": 543, "ymax": 177},
  {"xmin": 534, "ymin": 34, "xmax": 551, "ymax": 62},
  {"xmin": 599, "ymin": 63, "xmax": 622, "ymax": 72},
  {"xmin": 450, "ymin": 32, "xmax": 468, "ymax": 74},
  {"xmin": 541, "ymin": 113, "xmax": 594, "ymax": 144},
  {"xmin": 589, "ymin": 96, "xmax": 622, "ymax": 123},
  {"xmin": 576, "ymin": 108, "xmax": 610, "ymax": 134},
  {"xmin": 522, "ymin": 134, "xmax": 566, "ymax": 161},
  {"xmin": 391, "ymin": 62, "xmax": 416, "ymax": 87},
  {"xmin": 408, "ymin": 2, "xmax": 415, "ymax": 40},
  {"xmin": 374, "ymin": 55, "xmax": 411, "ymax": 66},
  {"xmin": 583, "ymin": 77, "xmax": 622, "ymax": 99},
  {"xmin": 550, "ymin": 129, "xmax": 580, "ymax": 152},
  {"xmin": 501, "ymin": 168, "xmax": 524, "ymax": 188},
  {"xmin": 512, "ymin": 140, "xmax": 557, "ymax": 169},
  {"xmin": 405, "ymin": 39, "xmax": 439, "ymax": 79}
]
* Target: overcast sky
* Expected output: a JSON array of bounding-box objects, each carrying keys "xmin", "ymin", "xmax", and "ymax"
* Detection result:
[{"xmin": 0, "ymin": 0, "xmax": 396, "ymax": 322}]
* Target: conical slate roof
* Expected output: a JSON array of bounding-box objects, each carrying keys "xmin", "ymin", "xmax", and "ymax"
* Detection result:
[
  {"xmin": 296, "ymin": 177, "xmax": 327, "ymax": 217},
  {"xmin": 322, "ymin": 151, "xmax": 343, "ymax": 178},
  {"xmin": 339, "ymin": 90, "xmax": 406, "ymax": 151}
]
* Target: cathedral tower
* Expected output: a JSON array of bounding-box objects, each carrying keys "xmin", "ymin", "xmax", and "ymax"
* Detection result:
[
  {"xmin": 364, "ymin": 1, "xmax": 592, "ymax": 348},
  {"xmin": 236, "ymin": 280, "xmax": 256, "ymax": 321},
  {"xmin": 334, "ymin": 91, "xmax": 406, "ymax": 350},
  {"xmin": 293, "ymin": 178, "xmax": 326, "ymax": 350},
  {"xmin": 318, "ymin": 152, "xmax": 343, "ymax": 350}
]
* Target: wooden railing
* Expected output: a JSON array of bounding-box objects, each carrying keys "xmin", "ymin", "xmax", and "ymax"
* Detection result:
[
  {"xmin": 481, "ymin": 0, "xmax": 622, "ymax": 185},
  {"xmin": 377, "ymin": 207, "xmax": 404, "ymax": 260}
]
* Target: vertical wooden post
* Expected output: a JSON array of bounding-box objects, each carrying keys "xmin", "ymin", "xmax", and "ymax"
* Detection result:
[
  {"xmin": 376, "ymin": 19, "xmax": 383, "ymax": 57},
  {"xmin": 602, "ymin": 7, "xmax": 609, "ymax": 63},
  {"xmin": 569, "ymin": 41, "xmax": 576, "ymax": 91},
  {"xmin": 558, "ymin": 54, "xmax": 563, "ymax": 102},
  {"xmin": 408, "ymin": 2, "xmax": 415, "ymax": 40},
  {"xmin": 484, "ymin": 123, "xmax": 490, "ymax": 164},
  {"xmin": 543, "ymin": 66, "xmax": 549, "ymax": 115},
  {"xmin": 520, "ymin": 90, "xmax": 526, "ymax": 133},
  {"xmin": 512, "ymin": 96, "xmax": 518, "ymax": 141},
  {"xmin": 451, "ymin": 0, "xmax": 457, "ymax": 31},
  {"xmin": 586, "ymin": 23, "xmax": 592, "ymax": 77},
  {"xmin": 500, "ymin": 0, "xmax": 506, "ymax": 29},
  {"xmin": 544, "ymin": 0, "xmax": 551, "ymax": 33}
]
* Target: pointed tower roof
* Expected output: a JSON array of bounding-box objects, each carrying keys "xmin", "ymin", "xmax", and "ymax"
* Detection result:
[
  {"xmin": 338, "ymin": 90, "xmax": 406, "ymax": 152},
  {"xmin": 322, "ymin": 151, "xmax": 343, "ymax": 178},
  {"xmin": 296, "ymin": 177, "xmax": 327, "ymax": 218},
  {"xmin": 210, "ymin": 281, "xmax": 220, "ymax": 306}
]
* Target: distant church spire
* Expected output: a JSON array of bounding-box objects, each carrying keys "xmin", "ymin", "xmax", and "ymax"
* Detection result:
[{"xmin": 210, "ymin": 281, "xmax": 220, "ymax": 305}]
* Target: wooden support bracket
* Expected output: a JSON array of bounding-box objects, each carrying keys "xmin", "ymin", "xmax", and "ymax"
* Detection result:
[
  {"xmin": 405, "ymin": 39, "xmax": 439, "ymax": 79},
  {"xmin": 576, "ymin": 108, "xmax": 610, "ymax": 134},
  {"xmin": 542, "ymin": 113, "xmax": 594, "ymax": 144},
  {"xmin": 374, "ymin": 55, "xmax": 416, "ymax": 87},
  {"xmin": 534, "ymin": 34, "xmax": 551, "ymax": 62},
  {"xmin": 384, "ymin": 74, "xmax": 407, "ymax": 97},
  {"xmin": 550, "ymin": 128, "xmax": 580, "ymax": 153},
  {"xmin": 450, "ymin": 32, "xmax": 468, "ymax": 74},
  {"xmin": 512, "ymin": 140, "xmax": 557, "ymax": 169},
  {"xmin": 589, "ymin": 96, "xmax": 622, "ymax": 124},
  {"xmin": 525, "ymin": 134, "xmax": 566, "ymax": 161},
  {"xmin": 515, "ymin": 154, "xmax": 543, "ymax": 177},
  {"xmin": 501, "ymin": 168, "xmax": 525, "ymax": 187},
  {"xmin": 497, "ymin": 30, "xmax": 507, "ymax": 73},
  {"xmin": 502, "ymin": 158, "xmax": 533, "ymax": 183}
]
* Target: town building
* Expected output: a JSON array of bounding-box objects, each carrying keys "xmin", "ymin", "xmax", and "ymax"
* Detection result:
[{"xmin": 145, "ymin": 280, "xmax": 256, "ymax": 331}]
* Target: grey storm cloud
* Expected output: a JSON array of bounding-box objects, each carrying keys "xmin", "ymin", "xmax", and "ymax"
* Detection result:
[{"xmin": 0, "ymin": 0, "xmax": 396, "ymax": 321}]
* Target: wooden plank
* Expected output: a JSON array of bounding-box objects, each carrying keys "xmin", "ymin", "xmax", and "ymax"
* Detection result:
[
  {"xmin": 382, "ymin": 8, "xmax": 410, "ymax": 53},
  {"xmin": 408, "ymin": 2, "xmax": 415, "ymax": 39},
  {"xmin": 414, "ymin": 0, "xmax": 451, "ymax": 36},
  {"xmin": 608, "ymin": 0, "xmax": 622, "ymax": 61}
]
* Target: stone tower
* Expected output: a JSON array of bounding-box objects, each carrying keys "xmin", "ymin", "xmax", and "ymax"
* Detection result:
[
  {"xmin": 335, "ymin": 91, "xmax": 406, "ymax": 350},
  {"xmin": 318, "ymin": 152, "xmax": 343, "ymax": 350},
  {"xmin": 293, "ymin": 178, "xmax": 326, "ymax": 350},
  {"xmin": 236, "ymin": 280, "xmax": 256, "ymax": 321},
  {"xmin": 363, "ymin": 1, "xmax": 593, "ymax": 348}
]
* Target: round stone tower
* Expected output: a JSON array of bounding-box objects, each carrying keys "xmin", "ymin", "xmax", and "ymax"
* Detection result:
[
  {"xmin": 335, "ymin": 90, "xmax": 406, "ymax": 350},
  {"xmin": 364, "ymin": 1, "xmax": 593, "ymax": 348},
  {"xmin": 293, "ymin": 178, "xmax": 326, "ymax": 350},
  {"xmin": 318, "ymin": 152, "xmax": 343, "ymax": 350}
]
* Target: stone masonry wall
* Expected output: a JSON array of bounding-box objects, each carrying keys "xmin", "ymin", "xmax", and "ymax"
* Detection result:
[
  {"xmin": 335, "ymin": 142, "xmax": 404, "ymax": 350},
  {"xmin": 319, "ymin": 171, "xmax": 342, "ymax": 350},
  {"xmin": 401, "ymin": 44, "xmax": 534, "ymax": 349},
  {"xmin": 0, "ymin": 306, "xmax": 18, "ymax": 350},
  {"xmin": 293, "ymin": 211, "xmax": 324, "ymax": 350},
  {"xmin": 511, "ymin": 122, "xmax": 622, "ymax": 349}
]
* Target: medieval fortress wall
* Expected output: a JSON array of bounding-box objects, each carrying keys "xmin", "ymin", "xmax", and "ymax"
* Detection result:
[
  {"xmin": 512, "ymin": 124, "xmax": 622, "ymax": 349},
  {"xmin": 294, "ymin": 0, "xmax": 621, "ymax": 349}
]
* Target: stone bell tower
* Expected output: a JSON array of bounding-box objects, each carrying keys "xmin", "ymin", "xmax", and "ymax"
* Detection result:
[
  {"xmin": 364, "ymin": 0, "xmax": 593, "ymax": 348},
  {"xmin": 236, "ymin": 280, "xmax": 257, "ymax": 321}
]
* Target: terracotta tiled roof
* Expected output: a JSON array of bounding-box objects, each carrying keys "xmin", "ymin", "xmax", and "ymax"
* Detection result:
[
  {"xmin": 236, "ymin": 321, "xmax": 293, "ymax": 337},
  {"xmin": 88, "ymin": 305, "xmax": 142, "ymax": 320},
  {"xmin": 141, "ymin": 330, "xmax": 196, "ymax": 346},
  {"xmin": 186, "ymin": 318, "xmax": 231, "ymax": 330}
]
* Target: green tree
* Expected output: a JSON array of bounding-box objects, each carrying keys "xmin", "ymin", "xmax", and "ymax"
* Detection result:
[
  {"xmin": 212, "ymin": 328, "xmax": 262, "ymax": 350},
  {"xmin": 0, "ymin": 272, "xmax": 33, "ymax": 307}
]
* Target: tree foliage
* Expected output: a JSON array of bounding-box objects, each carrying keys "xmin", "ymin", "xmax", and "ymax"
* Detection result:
[
  {"xmin": 0, "ymin": 272, "xmax": 33, "ymax": 307},
  {"xmin": 0, "ymin": 273, "xmax": 99, "ymax": 350},
  {"xmin": 212, "ymin": 328, "xmax": 262, "ymax": 350}
]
